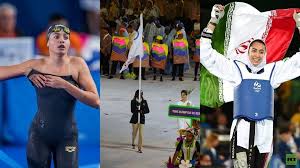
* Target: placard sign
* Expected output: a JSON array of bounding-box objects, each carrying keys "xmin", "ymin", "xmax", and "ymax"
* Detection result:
[{"xmin": 168, "ymin": 104, "xmax": 200, "ymax": 120}]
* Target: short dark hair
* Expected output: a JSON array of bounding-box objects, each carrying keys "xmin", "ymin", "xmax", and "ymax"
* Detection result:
[{"xmin": 181, "ymin": 90, "xmax": 188, "ymax": 95}]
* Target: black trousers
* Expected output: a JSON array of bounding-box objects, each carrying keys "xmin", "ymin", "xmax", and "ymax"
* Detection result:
[
  {"xmin": 133, "ymin": 67, "xmax": 145, "ymax": 78},
  {"xmin": 100, "ymin": 53, "xmax": 110, "ymax": 75},
  {"xmin": 194, "ymin": 62, "xmax": 199, "ymax": 77},
  {"xmin": 172, "ymin": 64, "xmax": 184, "ymax": 77},
  {"xmin": 110, "ymin": 61, "xmax": 125, "ymax": 75},
  {"xmin": 27, "ymin": 129, "xmax": 78, "ymax": 168},
  {"xmin": 234, "ymin": 146, "xmax": 269, "ymax": 168},
  {"xmin": 128, "ymin": 64, "xmax": 133, "ymax": 73},
  {"xmin": 153, "ymin": 68, "xmax": 164, "ymax": 76}
]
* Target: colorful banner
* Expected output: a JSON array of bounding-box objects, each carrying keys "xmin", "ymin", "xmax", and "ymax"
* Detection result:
[
  {"xmin": 168, "ymin": 104, "xmax": 200, "ymax": 120},
  {"xmin": 133, "ymin": 42, "xmax": 150, "ymax": 68},
  {"xmin": 193, "ymin": 39, "xmax": 200, "ymax": 62},
  {"xmin": 151, "ymin": 43, "xmax": 168, "ymax": 69},
  {"xmin": 172, "ymin": 39, "xmax": 188, "ymax": 64},
  {"xmin": 111, "ymin": 36, "xmax": 128, "ymax": 62}
]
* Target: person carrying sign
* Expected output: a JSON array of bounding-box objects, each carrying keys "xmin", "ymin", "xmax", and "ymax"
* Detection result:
[
  {"xmin": 109, "ymin": 32, "xmax": 129, "ymax": 79},
  {"xmin": 150, "ymin": 35, "xmax": 168, "ymax": 81},
  {"xmin": 171, "ymin": 31, "xmax": 189, "ymax": 81}
]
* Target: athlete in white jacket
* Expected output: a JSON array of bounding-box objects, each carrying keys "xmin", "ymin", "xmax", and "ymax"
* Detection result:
[{"xmin": 201, "ymin": 4, "xmax": 300, "ymax": 168}]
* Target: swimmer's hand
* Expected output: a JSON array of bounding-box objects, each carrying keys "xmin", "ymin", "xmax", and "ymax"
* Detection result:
[
  {"xmin": 45, "ymin": 75, "xmax": 67, "ymax": 89},
  {"xmin": 29, "ymin": 74, "xmax": 47, "ymax": 88}
]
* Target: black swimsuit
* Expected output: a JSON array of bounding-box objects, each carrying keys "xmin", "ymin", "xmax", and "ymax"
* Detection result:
[{"xmin": 26, "ymin": 69, "xmax": 79, "ymax": 168}]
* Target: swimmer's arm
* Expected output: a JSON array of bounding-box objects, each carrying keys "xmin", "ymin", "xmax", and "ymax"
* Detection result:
[
  {"xmin": 64, "ymin": 58, "xmax": 100, "ymax": 109},
  {"xmin": 0, "ymin": 60, "xmax": 36, "ymax": 80}
]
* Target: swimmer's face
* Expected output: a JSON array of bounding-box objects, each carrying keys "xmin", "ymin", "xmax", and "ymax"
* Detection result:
[
  {"xmin": 248, "ymin": 41, "xmax": 266, "ymax": 67},
  {"xmin": 47, "ymin": 30, "xmax": 70, "ymax": 56}
]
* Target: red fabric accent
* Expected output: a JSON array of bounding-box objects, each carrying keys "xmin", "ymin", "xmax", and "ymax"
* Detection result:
[{"xmin": 265, "ymin": 9, "xmax": 299, "ymax": 63}]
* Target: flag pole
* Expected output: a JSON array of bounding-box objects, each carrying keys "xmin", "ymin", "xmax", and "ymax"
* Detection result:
[
  {"xmin": 119, "ymin": 13, "xmax": 143, "ymax": 123},
  {"xmin": 138, "ymin": 14, "xmax": 143, "ymax": 124},
  {"xmin": 138, "ymin": 53, "xmax": 142, "ymax": 124}
]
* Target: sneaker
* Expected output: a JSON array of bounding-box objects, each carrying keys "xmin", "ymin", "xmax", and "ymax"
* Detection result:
[
  {"xmin": 179, "ymin": 77, "xmax": 184, "ymax": 81},
  {"xmin": 171, "ymin": 77, "xmax": 175, "ymax": 81}
]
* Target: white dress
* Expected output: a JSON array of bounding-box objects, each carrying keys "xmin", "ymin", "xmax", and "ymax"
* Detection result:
[{"xmin": 176, "ymin": 100, "xmax": 193, "ymax": 130}]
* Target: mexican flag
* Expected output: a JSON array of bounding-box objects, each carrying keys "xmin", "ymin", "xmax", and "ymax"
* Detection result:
[{"xmin": 200, "ymin": 2, "xmax": 300, "ymax": 108}]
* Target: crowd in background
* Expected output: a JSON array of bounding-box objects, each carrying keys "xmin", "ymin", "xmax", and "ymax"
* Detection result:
[
  {"xmin": 199, "ymin": 81, "xmax": 300, "ymax": 167},
  {"xmin": 100, "ymin": 0, "xmax": 200, "ymax": 81}
]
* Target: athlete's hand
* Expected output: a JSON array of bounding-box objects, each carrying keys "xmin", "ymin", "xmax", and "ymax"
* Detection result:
[
  {"xmin": 293, "ymin": 11, "xmax": 300, "ymax": 28},
  {"xmin": 44, "ymin": 75, "xmax": 67, "ymax": 89},
  {"xmin": 210, "ymin": 4, "xmax": 225, "ymax": 25},
  {"xmin": 29, "ymin": 74, "xmax": 47, "ymax": 88},
  {"xmin": 293, "ymin": 11, "xmax": 300, "ymax": 34}
]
